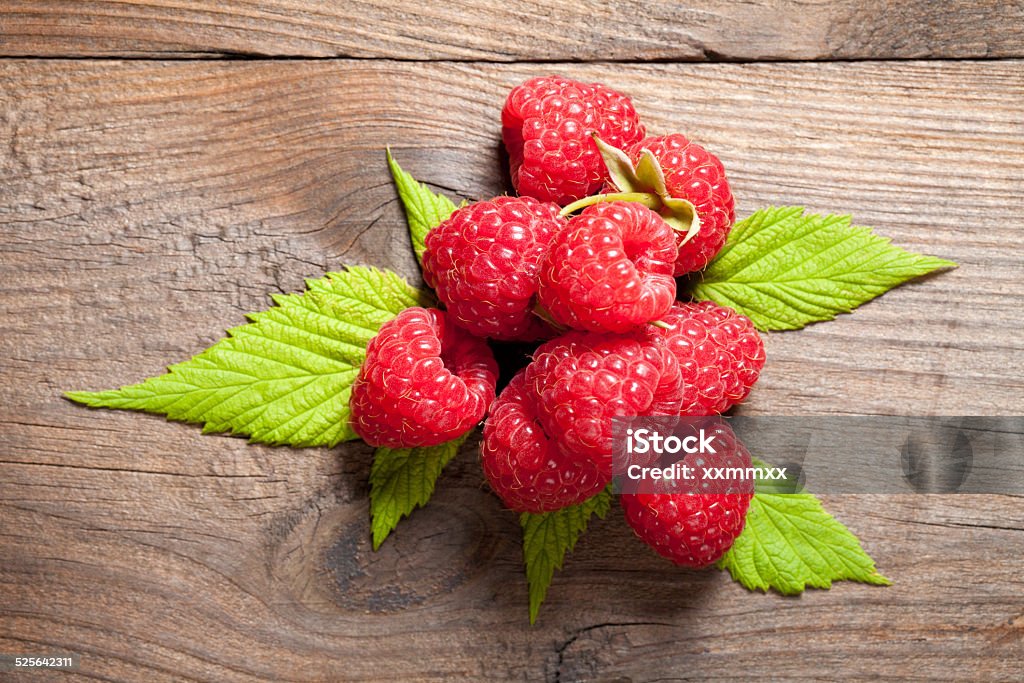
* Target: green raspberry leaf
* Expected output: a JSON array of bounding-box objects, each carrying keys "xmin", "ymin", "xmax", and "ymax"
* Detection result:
[
  {"xmin": 718, "ymin": 459, "xmax": 891, "ymax": 594},
  {"xmin": 370, "ymin": 432, "xmax": 470, "ymax": 550},
  {"xmin": 386, "ymin": 148, "xmax": 459, "ymax": 266},
  {"xmin": 65, "ymin": 266, "xmax": 431, "ymax": 447},
  {"xmin": 691, "ymin": 207, "xmax": 956, "ymax": 331},
  {"xmin": 521, "ymin": 488, "xmax": 611, "ymax": 624}
]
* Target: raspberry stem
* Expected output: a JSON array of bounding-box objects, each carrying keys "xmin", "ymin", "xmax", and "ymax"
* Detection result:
[{"xmin": 559, "ymin": 192, "xmax": 661, "ymax": 217}]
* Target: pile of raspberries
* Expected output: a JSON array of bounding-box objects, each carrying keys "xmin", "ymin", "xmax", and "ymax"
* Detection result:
[{"xmin": 351, "ymin": 76, "xmax": 766, "ymax": 568}]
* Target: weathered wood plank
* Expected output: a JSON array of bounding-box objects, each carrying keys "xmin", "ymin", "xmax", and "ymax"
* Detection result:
[
  {"xmin": 1, "ymin": 59, "xmax": 1023, "ymax": 681},
  {"xmin": 1, "ymin": 1, "xmax": 1022, "ymax": 60}
]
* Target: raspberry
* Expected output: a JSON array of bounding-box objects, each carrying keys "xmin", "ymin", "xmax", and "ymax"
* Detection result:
[
  {"xmin": 622, "ymin": 421, "xmax": 754, "ymax": 567},
  {"xmin": 481, "ymin": 330, "xmax": 683, "ymax": 512},
  {"xmin": 502, "ymin": 75, "xmax": 646, "ymax": 206},
  {"xmin": 350, "ymin": 307, "xmax": 497, "ymax": 448},
  {"xmin": 624, "ymin": 134, "xmax": 735, "ymax": 275},
  {"xmin": 481, "ymin": 370, "xmax": 607, "ymax": 513},
  {"xmin": 423, "ymin": 196, "xmax": 565, "ymax": 341},
  {"xmin": 648, "ymin": 301, "xmax": 765, "ymax": 415},
  {"xmin": 527, "ymin": 331, "xmax": 683, "ymax": 475},
  {"xmin": 538, "ymin": 201, "xmax": 677, "ymax": 334}
]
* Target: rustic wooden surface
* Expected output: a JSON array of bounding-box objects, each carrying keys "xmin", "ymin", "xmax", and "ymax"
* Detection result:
[
  {"xmin": 2, "ymin": 1, "xmax": 1022, "ymax": 60},
  {"xmin": 1, "ymin": 4, "xmax": 1023, "ymax": 682}
]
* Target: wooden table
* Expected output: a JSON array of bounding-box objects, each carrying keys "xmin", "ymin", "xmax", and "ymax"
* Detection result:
[{"xmin": 2, "ymin": 2, "xmax": 1023, "ymax": 680}]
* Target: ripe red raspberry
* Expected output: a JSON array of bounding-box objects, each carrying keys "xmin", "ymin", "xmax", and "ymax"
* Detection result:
[
  {"xmin": 624, "ymin": 134, "xmax": 735, "ymax": 274},
  {"xmin": 481, "ymin": 370, "xmax": 607, "ymax": 513},
  {"xmin": 537, "ymin": 201, "xmax": 677, "ymax": 334},
  {"xmin": 481, "ymin": 330, "xmax": 683, "ymax": 512},
  {"xmin": 527, "ymin": 331, "xmax": 683, "ymax": 475},
  {"xmin": 622, "ymin": 421, "xmax": 754, "ymax": 567},
  {"xmin": 502, "ymin": 75, "xmax": 646, "ymax": 205},
  {"xmin": 648, "ymin": 301, "xmax": 765, "ymax": 415},
  {"xmin": 350, "ymin": 307, "xmax": 497, "ymax": 448},
  {"xmin": 423, "ymin": 196, "xmax": 565, "ymax": 341}
]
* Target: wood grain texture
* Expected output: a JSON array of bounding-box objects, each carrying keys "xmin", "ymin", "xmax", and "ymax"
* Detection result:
[
  {"xmin": 1, "ymin": 1, "xmax": 1023, "ymax": 60},
  {"xmin": 1, "ymin": 59, "xmax": 1023, "ymax": 681}
]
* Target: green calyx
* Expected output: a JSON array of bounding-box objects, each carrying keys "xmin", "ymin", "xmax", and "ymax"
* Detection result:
[{"xmin": 559, "ymin": 135, "xmax": 700, "ymax": 245}]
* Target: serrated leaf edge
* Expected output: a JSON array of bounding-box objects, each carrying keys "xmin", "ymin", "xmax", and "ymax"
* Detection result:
[
  {"xmin": 693, "ymin": 206, "xmax": 956, "ymax": 331},
  {"xmin": 370, "ymin": 432, "xmax": 471, "ymax": 550},
  {"xmin": 521, "ymin": 489, "xmax": 612, "ymax": 624}
]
